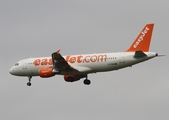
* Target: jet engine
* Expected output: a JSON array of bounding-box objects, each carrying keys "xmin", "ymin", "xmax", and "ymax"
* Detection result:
[
  {"xmin": 64, "ymin": 74, "xmax": 87, "ymax": 82},
  {"xmin": 38, "ymin": 68, "xmax": 55, "ymax": 78},
  {"xmin": 64, "ymin": 75, "xmax": 80, "ymax": 82}
]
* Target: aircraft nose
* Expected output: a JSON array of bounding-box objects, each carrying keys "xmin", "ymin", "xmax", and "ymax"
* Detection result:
[{"xmin": 9, "ymin": 67, "xmax": 15, "ymax": 75}]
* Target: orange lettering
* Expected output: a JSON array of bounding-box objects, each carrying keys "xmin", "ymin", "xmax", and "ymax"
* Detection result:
[
  {"xmin": 41, "ymin": 59, "xmax": 48, "ymax": 65},
  {"xmin": 98, "ymin": 55, "xmax": 107, "ymax": 62},
  {"xmin": 84, "ymin": 56, "xmax": 90, "ymax": 63},
  {"xmin": 34, "ymin": 59, "xmax": 41, "ymax": 66},
  {"xmin": 48, "ymin": 58, "xmax": 53, "ymax": 65},
  {"xmin": 69, "ymin": 57, "xmax": 76, "ymax": 64},
  {"xmin": 77, "ymin": 56, "xmax": 83, "ymax": 63},
  {"xmin": 66, "ymin": 54, "xmax": 107, "ymax": 64},
  {"xmin": 66, "ymin": 56, "xmax": 71, "ymax": 62},
  {"xmin": 33, "ymin": 55, "xmax": 107, "ymax": 66},
  {"xmin": 90, "ymin": 55, "xmax": 97, "ymax": 62}
]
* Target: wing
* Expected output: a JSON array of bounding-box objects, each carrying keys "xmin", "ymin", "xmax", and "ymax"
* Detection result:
[
  {"xmin": 51, "ymin": 50, "xmax": 75, "ymax": 72},
  {"xmin": 51, "ymin": 50, "xmax": 93, "ymax": 74}
]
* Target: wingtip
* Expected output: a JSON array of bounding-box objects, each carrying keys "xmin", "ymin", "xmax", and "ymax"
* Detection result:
[
  {"xmin": 147, "ymin": 23, "xmax": 154, "ymax": 25},
  {"xmin": 56, "ymin": 50, "xmax": 60, "ymax": 54}
]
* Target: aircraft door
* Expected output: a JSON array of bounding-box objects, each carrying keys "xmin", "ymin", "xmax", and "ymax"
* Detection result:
[
  {"xmin": 119, "ymin": 54, "xmax": 125, "ymax": 63},
  {"xmin": 22, "ymin": 60, "xmax": 27, "ymax": 69}
]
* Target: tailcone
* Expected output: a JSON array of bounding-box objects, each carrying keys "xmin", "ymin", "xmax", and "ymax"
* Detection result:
[{"xmin": 147, "ymin": 52, "xmax": 158, "ymax": 59}]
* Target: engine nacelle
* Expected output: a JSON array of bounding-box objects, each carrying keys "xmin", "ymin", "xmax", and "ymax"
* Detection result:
[
  {"xmin": 64, "ymin": 75, "xmax": 80, "ymax": 82},
  {"xmin": 38, "ymin": 68, "xmax": 55, "ymax": 78},
  {"xmin": 64, "ymin": 74, "xmax": 87, "ymax": 82}
]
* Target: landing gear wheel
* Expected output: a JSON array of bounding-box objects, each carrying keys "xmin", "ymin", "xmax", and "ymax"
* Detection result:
[
  {"xmin": 27, "ymin": 82, "xmax": 31, "ymax": 86},
  {"xmin": 27, "ymin": 76, "xmax": 32, "ymax": 86},
  {"xmin": 83, "ymin": 79, "xmax": 91, "ymax": 85}
]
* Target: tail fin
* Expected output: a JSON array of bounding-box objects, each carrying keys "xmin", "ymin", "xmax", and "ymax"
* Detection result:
[{"xmin": 126, "ymin": 23, "xmax": 154, "ymax": 52}]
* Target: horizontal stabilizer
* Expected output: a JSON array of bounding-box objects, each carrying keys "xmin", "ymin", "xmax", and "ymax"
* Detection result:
[{"xmin": 134, "ymin": 50, "xmax": 147, "ymax": 58}]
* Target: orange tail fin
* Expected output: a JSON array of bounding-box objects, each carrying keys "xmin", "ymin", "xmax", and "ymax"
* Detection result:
[{"xmin": 126, "ymin": 23, "xmax": 154, "ymax": 52}]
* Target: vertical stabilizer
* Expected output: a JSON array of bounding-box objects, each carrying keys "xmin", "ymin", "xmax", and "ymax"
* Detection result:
[{"xmin": 126, "ymin": 24, "xmax": 154, "ymax": 52}]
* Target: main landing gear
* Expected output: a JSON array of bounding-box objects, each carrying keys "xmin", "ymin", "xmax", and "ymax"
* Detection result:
[
  {"xmin": 27, "ymin": 76, "xmax": 32, "ymax": 86},
  {"xmin": 83, "ymin": 76, "xmax": 91, "ymax": 85}
]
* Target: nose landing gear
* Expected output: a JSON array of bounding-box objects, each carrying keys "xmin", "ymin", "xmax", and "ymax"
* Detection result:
[{"xmin": 27, "ymin": 76, "xmax": 32, "ymax": 86}]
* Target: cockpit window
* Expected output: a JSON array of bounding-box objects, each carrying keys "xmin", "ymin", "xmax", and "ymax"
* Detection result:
[{"xmin": 15, "ymin": 63, "xmax": 19, "ymax": 66}]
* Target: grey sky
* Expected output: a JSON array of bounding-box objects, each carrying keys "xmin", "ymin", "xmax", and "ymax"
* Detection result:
[{"xmin": 0, "ymin": 0, "xmax": 168, "ymax": 120}]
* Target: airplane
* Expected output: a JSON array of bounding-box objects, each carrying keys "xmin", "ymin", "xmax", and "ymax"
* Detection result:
[{"xmin": 9, "ymin": 23, "xmax": 160, "ymax": 86}]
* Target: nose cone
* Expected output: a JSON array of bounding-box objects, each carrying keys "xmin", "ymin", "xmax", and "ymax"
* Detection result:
[
  {"xmin": 9, "ymin": 65, "xmax": 27, "ymax": 76},
  {"xmin": 9, "ymin": 67, "xmax": 15, "ymax": 75}
]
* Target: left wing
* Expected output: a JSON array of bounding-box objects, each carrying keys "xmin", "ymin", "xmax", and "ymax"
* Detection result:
[
  {"xmin": 51, "ymin": 50, "xmax": 75, "ymax": 72},
  {"xmin": 52, "ymin": 50, "xmax": 93, "ymax": 74}
]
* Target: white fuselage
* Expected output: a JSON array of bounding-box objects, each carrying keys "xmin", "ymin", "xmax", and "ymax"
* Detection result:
[
  {"xmin": 9, "ymin": 52, "xmax": 157, "ymax": 77},
  {"xmin": 9, "ymin": 23, "xmax": 158, "ymax": 86}
]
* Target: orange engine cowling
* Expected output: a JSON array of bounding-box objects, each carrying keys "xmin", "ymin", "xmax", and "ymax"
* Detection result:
[
  {"xmin": 64, "ymin": 75, "xmax": 80, "ymax": 82},
  {"xmin": 38, "ymin": 68, "xmax": 54, "ymax": 78}
]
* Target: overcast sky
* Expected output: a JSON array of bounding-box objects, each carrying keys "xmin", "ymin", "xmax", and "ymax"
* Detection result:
[{"xmin": 0, "ymin": 0, "xmax": 168, "ymax": 120}]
